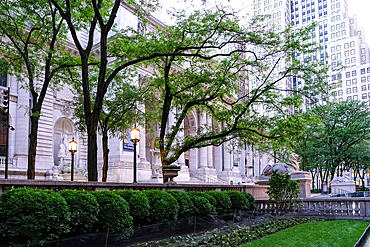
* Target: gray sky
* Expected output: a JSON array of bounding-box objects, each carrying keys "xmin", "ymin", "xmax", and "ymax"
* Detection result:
[{"xmin": 156, "ymin": 0, "xmax": 370, "ymax": 41}]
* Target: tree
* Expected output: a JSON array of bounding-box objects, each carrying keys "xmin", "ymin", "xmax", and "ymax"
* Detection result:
[
  {"xmin": 142, "ymin": 11, "xmax": 327, "ymax": 167},
  {"xmin": 294, "ymin": 100, "xmax": 370, "ymax": 188},
  {"xmin": 73, "ymin": 74, "xmax": 154, "ymax": 182},
  {"xmin": 49, "ymin": 0, "xmax": 326, "ymax": 180},
  {"xmin": 0, "ymin": 0, "xmax": 79, "ymax": 179}
]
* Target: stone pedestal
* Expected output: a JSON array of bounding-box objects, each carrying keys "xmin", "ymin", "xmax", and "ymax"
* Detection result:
[
  {"xmin": 174, "ymin": 165, "xmax": 190, "ymax": 182},
  {"xmin": 331, "ymin": 182, "xmax": 356, "ymax": 194},
  {"xmin": 290, "ymin": 171, "xmax": 311, "ymax": 198},
  {"xmin": 256, "ymin": 171, "xmax": 311, "ymax": 198}
]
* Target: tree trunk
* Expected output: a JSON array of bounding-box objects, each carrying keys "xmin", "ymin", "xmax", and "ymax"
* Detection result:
[
  {"xmin": 311, "ymin": 171, "xmax": 316, "ymax": 190},
  {"xmin": 102, "ymin": 127, "xmax": 109, "ymax": 182},
  {"xmin": 27, "ymin": 116, "xmax": 39, "ymax": 179},
  {"xmin": 86, "ymin": 115, "xmax": 98, "ymax": 181}
]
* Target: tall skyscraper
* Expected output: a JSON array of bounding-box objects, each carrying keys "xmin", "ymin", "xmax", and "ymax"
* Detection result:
[{"xmin": 251, "ymin": 0, "xmax": 370, "ymax": 110}]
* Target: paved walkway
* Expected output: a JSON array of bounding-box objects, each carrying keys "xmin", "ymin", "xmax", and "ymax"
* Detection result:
[{"xmin": 364, "ymin": 237, "xmax": 370, "ymax": 247}]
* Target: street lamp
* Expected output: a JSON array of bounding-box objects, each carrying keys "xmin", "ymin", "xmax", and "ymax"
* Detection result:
[
  {"xmin": 130, "ymin": 125, "xmax": 140, "ymax": 183},
  {"xmin": 68, "ymin": 138, "xmax": 77, "ymax": 181}
]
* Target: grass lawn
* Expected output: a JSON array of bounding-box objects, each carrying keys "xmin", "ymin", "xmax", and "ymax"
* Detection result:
[{"xmin": 241, "ymin": 219, "xmax": 369, "ymax": 247}]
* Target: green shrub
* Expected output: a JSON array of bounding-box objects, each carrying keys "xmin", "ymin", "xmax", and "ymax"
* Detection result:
[
  {"xmin": 60, "ymin": 190, "xmax": 99, "ymax": 234},
  {"xmin": 245, "ymin": 192, "xmax": 255, "ymax": 209},
  {"xmin": 145, "ymin": 190, "xmax": 179, "ymax": 223},
  {"xmin": 187, "ymin": 191, "xmax": 216, "ymax": 215},
  {"xmin": 267, "ymin": 170, "xmax": 300, "ymax": 211},
  {"xmin": 91, "ymin": 191, "xmax": 133, "ymax": 232},
  {"xmin": 114, "ymin": 190, "xmax": 150, "ymax": 226},
  {"xmin": 167, "ymin": 190, "xmax": 194, "ymax": 218},
  {"xmin": 0, "ymin": 188, "xmax": 70, "ymax": 245},
  {"xmin": 205, "ymin": 191, "xmax": 232, "ymax": 215},
  {"xmin": 224, "ymin": 190, "xmax": 250, "ymax": 211}
]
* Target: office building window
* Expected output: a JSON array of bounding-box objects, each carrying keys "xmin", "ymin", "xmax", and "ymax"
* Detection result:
[
  {"xmin": 346, "ymin": 72, "xmax": 350, "ymax": 78},
  {"xmin": 338, "ymin": 90, "xmax": 343, "ymax": 96},
  {"xmin": 362, "ymin": 85, "xmax": 367, "ymax": 91},
  {"xmin": 353, "ymin": 87, "xmax": 358, "ymax": 93},
  {"xmin": 353, "ymin": 95, "xmax": 358, "ymax": 100},
  {"xmin": 346, "ymin": 80, "xmax": 351, "ymax": 86},
  {"xmin": 352, "ymin": 70, "xmax": 357, "ymax": 76},
  {"xmin": 361, "ymin": 68, "xmax": 366, "ymax": 74},
  {"xmin": 362, "ymin": 55, "xmax": 366, "ymax": 62},
  {"xmin": 347, "ymin": 88, "xmax": 351, "ymax": 94},
  {"xmin": 368, "ymin": 76, "xmax": 370, "ymax": 82},
  {"xmin": 351, "ymin": 57, "xmax": 356, "ymax": 63},
  {"xmin": 362, "ymin": 77, "xmax": 367, "ymax": 83},
  {"xmin": 352, "ymin": 78, "xmax": 357, "ymax": 84},
  {"xmin": 344, "ymin": 43, "xmax": 349, "ymax": 49},
  {"xmin": 368, "ymin": 67, "xmax": 370, "ymax": 73},
  {"xmin": 347, "ymin": 96, "xmax": 352, "ymax": 101},
  {"xmin": 362, "ymin": 93, "xmax": 367, "ymax": 99}
]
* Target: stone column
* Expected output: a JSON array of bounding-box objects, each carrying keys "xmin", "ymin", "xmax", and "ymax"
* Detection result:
[
  {"xmin": 177, "ymin": 118, "xmax": 185, "ymax": 166},
  {"xmin": 189, "ymin": 148, "xmax": 197, "ymax": 172},
  {"xmin": 14, "ymin": 82, "xmax": 29, "ymax": 169},
  {"xmin": 198, "ymin": 111, "xmax": 207, "ymax": 169},
  {"xmin": 138, "ymin": 125, "xmax": 148, "ymax": 163},
  {"xmin": 239, "ymin": 150, "xmax": 246, "ymax": 178},
  {"xmin": 223, "ymin": 143, "xmax": 232, "ymax": 171},
  {"xmin": 206, "ymin": 115, "xmax": 213, "ymax": 168},
  {"xmin": 214, "ymin": 145, "xmax": 222, "ymax": 173}
]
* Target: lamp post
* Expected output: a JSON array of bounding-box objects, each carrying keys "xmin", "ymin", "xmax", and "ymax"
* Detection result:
[
  {"xmin": 130, "ymin": 125, "xmax": 140, "ymax": 183},
  {"xmin": 68, "ymin": 138, "xmax": 77, "ymax": 181}
]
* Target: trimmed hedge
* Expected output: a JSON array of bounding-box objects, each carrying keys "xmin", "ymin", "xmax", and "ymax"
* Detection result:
[
  {"xmin": 0, "ymin": 188, "xmax": 70, "ymax": 245},
  {"xmin": 224, "ymin": 190, "xmax": 250, "ymax": 211},
  {"xmin": 0, "ymin": 188, "xmax": 255, "ymax": 245},
  {"xmin": 145, "ymin": 190, "xmax": 179, "ymax": 223},
  {"xmin": 114, "ymin": 190, "xmax": 150, "ymax": 226},
  {"xmin": 187, "ymin": 191, "xmax": 215, "ymax": 215},
  {"xmin": 205, "ymin": 191, "xmax": 232, "ymax": 215},
  {"xmin": 167, "ymin": 190, "xmax": 194, "ymax": 218},
  {"xmin": 60, "ymin": 189, "xmax": 99, "ymax": 234},
  {"xmin": 91, "ymin": 191, "xmax": 133, "ymax": 231}
]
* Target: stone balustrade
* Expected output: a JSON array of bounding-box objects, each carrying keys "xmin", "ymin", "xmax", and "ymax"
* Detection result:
[{"xmin": 256, "ymin": 197, "xmax": 370, "ymax": 219}]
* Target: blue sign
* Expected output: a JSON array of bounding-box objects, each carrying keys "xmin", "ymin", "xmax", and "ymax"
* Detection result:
[{"xmin": 123, "ymin": 129, "xmax": 134, "ymax": 152}]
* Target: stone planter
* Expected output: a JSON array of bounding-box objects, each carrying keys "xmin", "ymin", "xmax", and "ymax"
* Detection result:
[{"xmin": 162, "ymin": 168, "xmax": 180, "ymax": 184}]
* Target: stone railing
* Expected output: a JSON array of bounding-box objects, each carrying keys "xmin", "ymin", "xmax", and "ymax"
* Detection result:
[{"xmin": 255, "ymin": 197, "xmax": 370, "ymax": 219}]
